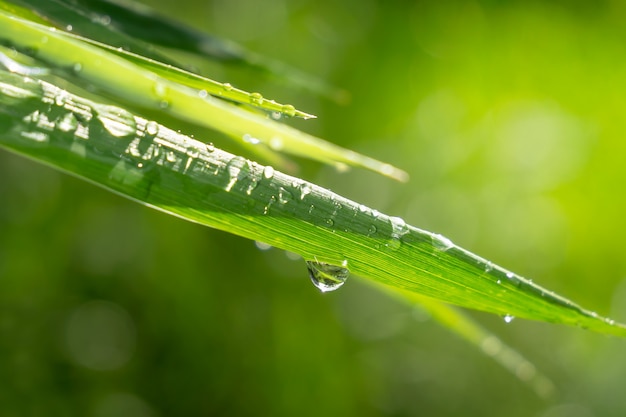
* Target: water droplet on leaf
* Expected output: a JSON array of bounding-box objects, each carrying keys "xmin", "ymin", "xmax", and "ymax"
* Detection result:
[
  {"xmin": 503, "ymin": 315, "xmax": 515, "ymax": 324},
  {"xmin": 250, "ymin": 92, "xmax": 264, "ymax": 105},
  {"xmin": 306, "ymin": 260, "xmax": 349, "ymax": 293},
  {"xmin": 243, "ymin": 133, "xmax": 260, "ymax": 145},
  {"xmin": 387, "ymin": 216, "xmax": 408, "ymax": 250},
  {"xmin": 224, "ymin": 156, "xmax": 249, "ymax": 192},
  {"xmin": 145, "ymin": 121, "xmax": 159, "ymax": 137},
  {"xmin": 263, "ymin": 166, "xmax": 275, "ymax": 179},
  {"xmin": 281, "ymin": 104, "xmax": 296, "ymax": 117},
  {"xmin": 432, "ymin": 234, "xmax": 454, "ymax": 252}
]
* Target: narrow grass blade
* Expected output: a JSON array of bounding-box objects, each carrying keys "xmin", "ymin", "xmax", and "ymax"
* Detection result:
[
  {"xmin": 16, "ymin": 0, "xmax": 346, "ymax": 102},
  {"xmin": 404, "ymin": 290, "xmax": 555, "ymax": 398},
  {"xmin": 0, "ymin": 10, "xmax": 407, "ymax": 181},
  {"xmin": 1, "ymin": 70, "xmax": 624, "ymax": 337},
  {"xmin": 1, "ymin": 0, "xmax": 315, "ymax": 119}
]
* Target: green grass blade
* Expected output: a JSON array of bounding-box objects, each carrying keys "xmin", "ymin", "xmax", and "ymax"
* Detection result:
[
  {"xmin": 1, "ymin": 69, "xmax": 624, "ymax": 337},
  {"xmin": 3, "ymin": 0, "xmax": 182, "ymax": 66},
  {"xmin": 18, "ymin": 0, "xmax": 345, "ymax": 102},
  {"xmin": 404, "ymin": 291, "xmax": 555, "ymax": 398},
  {"xmin": 0, "ymin": 10, "xmax": 407, "ymax": 181},
  {"xmin": 0, "ymin": 0, "xmax": 315, "ymax": 119}
]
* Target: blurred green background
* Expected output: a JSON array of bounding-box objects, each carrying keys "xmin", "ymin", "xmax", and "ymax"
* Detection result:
[{"xmin": 2, "ymin": 0, "xmax": 626, "ymax": 415}]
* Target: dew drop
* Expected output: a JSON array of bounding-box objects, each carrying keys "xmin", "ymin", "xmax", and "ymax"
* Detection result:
[
  {"xmin": 243, "ymin": 133, "xmax": 260, "ymax": 145},
  {"xmin": 264, "ymin": 195, "xmax": 276, "ymax": 215},
  {"xmin": 245, "ymin": 178, "xmax": 258, "ymax": 195},
  {"xmin": 254, "ymin": 241, "xmax": 272, "ymax": 251},
  {"xmin": 205, "ymin": 142, "xmax": 215, "ymax": 152},
  {"xmin": 263, "ymin": 166, "xmax": 275, "ymax": 179},
  {"xmin": 484, "ymin": 262, "xmax": 494, "ymax": 273},
  {"xmin": 306, "ymin": 260, "xmax": 349, "ymax": 293},
  {"xmin": 250, "ymin": 92, "xmax": 264, "ymax": 105},
  {"xmin": 281, "ymin": 104, "xmax": 296, "ymax": 117},
  {"xmin": 94, "ymin": 105, "xmax": 137, "ymax": 138},
  {"xmin": 278, "ymin": 187, "xmax": 293, "ymax": 204},
  {"xmin": 198, "ymin": 89, "xmax": 208, "ymax": 98},
  {"xmin": 503, "ymin": 315, "xmax": 515, "ymax": 324},
  {"xmin": 432, "ymin": 233, "xmax": 454, "ymax": 252},
  {"xmin": 270, "ymin": 111, "xmax": 282, "ymax": 120},
  {"xmin": 368, "ymin": 225, "xmax": 377, "ymax": 235},
  {"xmin": 389, "ymin": 216, "xmax": 408, "ymax": 238},
  {"xmin": 299, "ymin": 183, "xmax": 312, "ymax": 200},
  {"xmin": 72, "ymin": 62, "xmax": 82, "ymax": 73},
  {"xmin": 55, "ymin": 93, "xmax": 67, "ymax": 106},
  {"xmin": 325, "ymin": 218, "xmax": 335, "ymax": 227},
  {"xmin": 387, "ymin": 216, "xmax": 408, "ymax": 250},
  {"xmin": 270, "ymin": 137, "xmax": 284, "ymax": 150},
  {"xmin": 145, "ymin": 121, "xmax": 159, "ymax": 136},
  {"xmin": 153, "ymin": 82, "xmax": 167, "ymax": 98},
  {"xmin": 223, "ymin": 83, "xmax": 233, "ymax": 91},
  {"xmin": 224, "ymin": 156, "xmax": 249, "ymax": 192}
]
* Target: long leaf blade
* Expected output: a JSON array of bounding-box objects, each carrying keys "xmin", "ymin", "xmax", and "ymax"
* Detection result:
[
  {"xmin": 0, "ymin": 10, "xmax": 408, "ymax": 181},
  {"xmin": 1, "ymin": 69, "xmax": 624, "ymax": 337}
]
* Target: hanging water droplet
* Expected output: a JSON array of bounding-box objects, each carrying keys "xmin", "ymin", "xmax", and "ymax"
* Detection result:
[
  {"xmin": 223, "ymin": 83, "xmax": 233, "ymax": 91},
  {"xmin": 263, "ymin": 166, "xmax": 275, "ymax": 179},
  {"xmin": 306, "ymin": 260, "xmax": 349, "ymax": 293},
  {"xmin": 503, "ymin": 315, "xmax": 515, "ymax": 324},
  {"xmin": 432, "ymin": 233, "xmax": 454, "ymax": 252},
  {"xmin": 198, "ymin": 89, "xmax": 208, "ymax": 98},
  {"xmin": 66, "ymin": 24, "xmax": 73, "ymax": 31},
  {"xmin": 145, "ymin": 121, "xmax": 159, "ymax": 137},
  {"xmin": 270, "ymin": 111, "xmax": 282, "ymax": 120},
  {"xmin": 484, "ymin": 261, "xmax": 494, "ymax": 273},
  {"xmin": 254, "ymin": 241, "xmax": 272, "ymax": 251}
]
